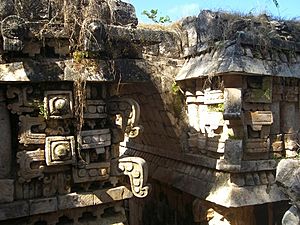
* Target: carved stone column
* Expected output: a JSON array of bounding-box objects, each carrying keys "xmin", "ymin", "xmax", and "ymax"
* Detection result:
[{"xmin": 0, "ymin": 88, "xmax": 11, "ymax": 178}]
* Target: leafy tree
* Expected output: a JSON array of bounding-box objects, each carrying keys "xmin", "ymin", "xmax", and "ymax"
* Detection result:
[
  {"xmin": 142, "ymin": 9, "xmax": 171, "ymax": 24},
  {"xmin": 272, "ymin": 0, "xmax": 279, "ymax": 8}
]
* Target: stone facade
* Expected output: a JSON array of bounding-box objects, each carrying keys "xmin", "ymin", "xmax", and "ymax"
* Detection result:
[
  {"xmin": 0, "ymin": 1, "xmax": 151, "ymax": 224},
  {"xmin": 120, "ymin": 11, "xmax": 300, "ymax": 225}
]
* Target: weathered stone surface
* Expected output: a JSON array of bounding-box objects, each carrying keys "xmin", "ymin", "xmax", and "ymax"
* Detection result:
[
  {"xmin": 0, "ymin": 89, "xmax": 11, "ymax": 178},
  {"xmin": 58, "ymin": 193, "xmax": 95, "ymax": 210},
  {"xmin": 0, "ymin": 0, "xmax": 14, "ymax": 19},
  {"xmin": 223, "ymin": 88, "xmax": 242, "ymax": 120},
  {"xmin": 216, "ymin": 140, "xmax": 242, "ymax": 172},
  {"xmin": 0, "ymin": 179, "xmax": 14, "ymax": 203},
  {"xmin": 282, "ymin": 205, "xmax": 300, "ymax": 225},
  {"xmin": 110, "ymin": 0, "xmax": 138, "ymax": 27},
  {"xmin": 29, "ymin": 197, "xmax": 57, "ymax": 215},
  {"xmin": 276, "ymin": 159, "xmax": 300, "ymax": 200},
  {"xmin": 0, "ymin": 201, "xmax": 29, "ymax": 221}
]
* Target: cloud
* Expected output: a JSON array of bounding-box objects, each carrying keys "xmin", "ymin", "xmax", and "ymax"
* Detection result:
[{"xmin": 168, "ymin": 3, "xmax": 200, "ymax": 19}]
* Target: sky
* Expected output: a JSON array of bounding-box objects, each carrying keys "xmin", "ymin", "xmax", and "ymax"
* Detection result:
[{"xmin": 126, "ymin": 0, "xmax": 299, "ymax": 23}]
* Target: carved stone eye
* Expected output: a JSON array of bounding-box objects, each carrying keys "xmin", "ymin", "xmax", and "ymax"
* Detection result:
[
  {"xmin": 54, "ymin": 143, "xmax": 69, "ymax": 159},
  {"xmin": 54, "ymin": 98, "xmax": 68, "ymax": 111}
]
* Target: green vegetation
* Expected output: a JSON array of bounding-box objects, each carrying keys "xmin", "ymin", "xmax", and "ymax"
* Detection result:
[
  {"xmin": 207, "ymin": 103, "xmax": 224, "ymax": 112},
  {"xmin": 142, "ymin": 9, "xmax": 171, "ymax": 24},
  {"xmin": 32, "ymin": 100, "xmax": 48, "ymax": 119},
  {"xmin": 272, "ymin": 0, "xmax": 279, "ymax": 8},
  {"xmin": 73, "ymin": 51, "xmax": 90, "ymax": 63}
]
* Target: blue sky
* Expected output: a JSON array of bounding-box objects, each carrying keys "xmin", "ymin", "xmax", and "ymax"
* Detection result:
[{"xmin": 126, "ymin": 0, "xmax": 299, "ymax": 23}]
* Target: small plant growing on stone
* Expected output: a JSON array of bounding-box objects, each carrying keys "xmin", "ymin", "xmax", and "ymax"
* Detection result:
[
  {"xmin": 73, "ymin": 50, "xmax": 90, "ymax": 63},
  {"xmin": 142, "ymin": 9, "xmax": 171, "ymax": 24},
  {"xmin": 32, "ymin": 100, "xmax": 48, "ymax": 119}
]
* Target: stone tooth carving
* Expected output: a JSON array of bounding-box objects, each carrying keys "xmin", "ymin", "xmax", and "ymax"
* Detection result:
[
  {"xmin": 45, "ymin": 136, "xmax": 76, "ymax": 166},
  {"xmin": 245, "ymin": 111, "xmax": 273, "ymax": 131},
  {"xmin": 1, "ymin": 15, "xmax": 27, "ymax": 51},
  {"xmin": 44, "ymin": 91, "xmax": 73, "ymax": 119},
  {"xmin": 19, "ymin": 115, "xmax": 46, "ymax": 145},
  {"xmin": 84, "ymin": 99, "xmax": 107, "ymax": 119},
  {"xmin": 107, "ymin": 98, "xmax": 142, "ymax": 138},
  {"xmin": 72, "ymin": 162, "xmax": 110, "ymax": 183},
  {"xmin": 113, "ymin": 157, "xmax": 149, "ymax": 198},
  {"xmin": 7, "ymin": 86, "xmax": 34, "ymax": 114},
  {"xmin": 79, "ymin": 129, "xmax": 111, "ymax": 151},
  {"xmin": 16, "ymin": 149, "xmax": 45, "ymax": 183}
]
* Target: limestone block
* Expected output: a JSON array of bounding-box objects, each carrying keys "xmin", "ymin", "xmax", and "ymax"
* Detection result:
[
  {"xmin": 94, "ymin": 186, "xmax": 133, "ymax": 205},
  {"xmin": 187, "ymin": 104, "xmax": 199, "ymax": 131},
  {"xmin": 0, "ymin": 179, "xmax": 14, "ymax": 203},
  {"xmin": 284, "ymin": 86, "xmax": 299, "ymax": 102},
  {"xmin": 223, "ymin": 88, "xmax": 242, "ymax": 120},
  {"xmin": 245, "ymin": 111, "xmax": 273, "ymax": 131},
  {"xmin": 186, "ymin": 96, "xmax": 196, "ymax": 103},
  {"xmin": 216, "ymin": 140, "xmax": 242, "ymax": 172},
  {"xmin": 58, "ymin": 193, "xmax": 94, "ymax": 210},
  {"xmin": 0, "ymin": 89, "xmax": 11, "ymax": 178},
  {"xmin": 0, "ymin": 201, "xmax": 29, "ymax": 221},
  {"xmin": 196, "ymin": 90, "xmax": 204, "ymax": 102},
  {"xmin": 281, "ymin": 103, "xmax": 296, "ymax": 133},
  {"xmin": 230, "ymin": 174, "xmax": 245, "ymax": 187},
  {"xmin": 270, "ymin": 102, "xmax": 280, "ymax": 134},
  {"xmin": 266, "ymin": 172, "xmax": 275, "ymax": 184},
  {"xmin": 245, "ymin": 174, "xmax": 255, "ymax": 186},
  {"xmin": 84, "ymin": 100, "xmax": 107, "ymax": 119},
  {"xmin": 188, "ymin": 135, "xmax": 198, "ymax": 148},
  {"xmin": 223, "ymin": 75, "xmax": 243, "ymax": 88},
  {"xmin": 224, "ymin": 139, "xmax": 242, "ymax": 165},
  {"xmin": 207, "ymin": 139, "xmax": 225, "ymax": 153},
  {"xmin": 72, "ymin": 162, "xmax": 110, "ymax": 183},
  {"xmin": 159, "ymin": 32, "xmax": 181, "ymax": 58},
  {"xmin": 244, "ymin": 138, "xmax": 269, "ymax": 153},
  {"xmin": 80, "ymin": 129, "xmax": 111, "ymax": 149},
  {"xmin": 29, "ymin": 197, "xmax": 57, "ymax": 215},
  {"xmin": 259, "ymin": 172, "xmax": 268, "ymax": 185},
  {"xmin": 244, "ymin": 77, "xmax": 272, "ymax": 103},
  {"xmin": 270, "ymin": 134, "xmax": 283, "ymax": 152},
  {"xmin": 253, "ymin": 173, "xmax": 261, "ymax": 185},
  {"xmin": 198, "ymin": 134, "xmax": 207, "ymax": 150},
  {"xmin": 204, "ymin": 90, "xmax": 224, "ymax": 104}
]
